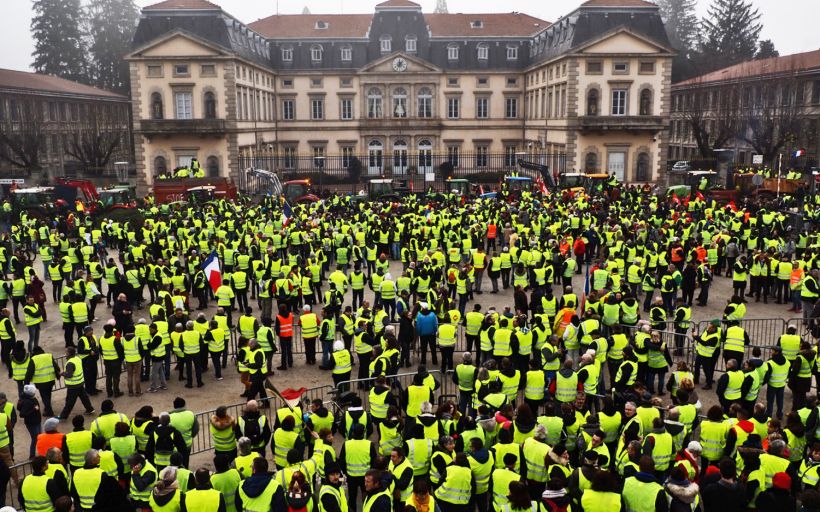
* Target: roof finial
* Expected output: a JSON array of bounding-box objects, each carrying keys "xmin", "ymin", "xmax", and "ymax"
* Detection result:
[{"xmin": 434, "ymin": 0, "xmax": 448, "ymax": 13}]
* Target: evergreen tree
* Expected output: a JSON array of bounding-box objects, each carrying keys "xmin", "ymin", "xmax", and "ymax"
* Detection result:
[
  {"xmin": 86, "ymin": 0, "xmax": 140, "ymax": 94},
  {"xmin": 699, "ymin": 0, "xmax": 762, "ymax": 73},
  {"xmin": 656, "ymin": 0, "xmax": 700, "ymax": 82},
  {"xmin": 31, "ymin": 0, "xmax": 88, "ymax": 83},
  {"xmin": 756, "ymin": 39, "xmax": 779, "ymax": 60}
]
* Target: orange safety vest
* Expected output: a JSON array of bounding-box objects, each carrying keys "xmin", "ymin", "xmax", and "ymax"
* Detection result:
[
  {"xmin": 671, "ymin": 247, "xmax": 684, "ymax": 263},
  {"xmin": 487, "ymin": 225, "xmax": 497, "ymax": 239},
  {"xmin": 277, "ymin": 314, "xmax": 294, "ymax": 337},
  {"xmin": 791, "ymin": 268, "xmax": 805, "ymax": 288},
  {"xmin": 36, "ymin": 432, "xmax": 65, "ymax": 457},
  {"xmin": 696, "ymin": 247, "xmax": 707, "ymax": 262}
]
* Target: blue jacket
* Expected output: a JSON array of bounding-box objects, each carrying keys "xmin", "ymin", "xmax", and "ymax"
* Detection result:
[{"xmin": 415, "ymin": 311, "xmax": 439, "ymax": 337}]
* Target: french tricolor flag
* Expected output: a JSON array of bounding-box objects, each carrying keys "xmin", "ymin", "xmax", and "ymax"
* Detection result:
[
  {"xmin": 281, "ymin": 201, "xmax": 293, "ymax": 226},
  {"xmin": 794, "ymin": 149, "xmax": 805, "ymax": 157},
  {"xmin": 202, "ymin": 251, "xmax": 222, "ymax": 293}
]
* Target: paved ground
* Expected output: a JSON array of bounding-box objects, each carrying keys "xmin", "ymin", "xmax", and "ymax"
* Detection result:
[{"xmin": 0, "ymin": 257, "xmax": 801, "ymax": 469}]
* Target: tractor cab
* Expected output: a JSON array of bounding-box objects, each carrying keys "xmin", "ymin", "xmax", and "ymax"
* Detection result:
[
  {"xmin": 98, "ymin": 185, "xmax": 137, "ymax": 208},
  {"xmin": 445, "ymin": 178, "xmax": 471, "ymax": 197},
  {"xmin": 187, "ymin": 185, "xmax": 217, "ymax": 203},
  {"xmin": 505, "ymin": 176, "xmax": 533, "ymax": 194}
]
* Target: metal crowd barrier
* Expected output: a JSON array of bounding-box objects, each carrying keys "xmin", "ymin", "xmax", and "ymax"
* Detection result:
[{"xmin": 189, "ymin": 384, "xmax": 334, "ymax": 456}]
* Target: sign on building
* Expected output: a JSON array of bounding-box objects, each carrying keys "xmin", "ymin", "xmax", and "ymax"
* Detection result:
[{"xmin": 752, "ymin": 155, "xmax": 763, "ymax": 165}]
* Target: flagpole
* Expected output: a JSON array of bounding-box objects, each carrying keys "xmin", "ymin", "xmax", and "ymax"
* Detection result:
[{"xmin": 777, "ymin": 153, "xmax": 782, "ymax": 198}]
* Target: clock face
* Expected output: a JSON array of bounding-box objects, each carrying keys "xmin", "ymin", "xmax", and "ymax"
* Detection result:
[{"xmin": 392, "ymin": 57, "xmax": 408, "ymax": 72}]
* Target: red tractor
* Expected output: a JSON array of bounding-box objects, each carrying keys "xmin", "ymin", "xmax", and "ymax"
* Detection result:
[
  {"xmin": 283, "ymin": 179, "xmax": 320, "ymax": 204},
  {"xmin": 153, "ymin": 177, "xmax": 238, "ymax": 204}
]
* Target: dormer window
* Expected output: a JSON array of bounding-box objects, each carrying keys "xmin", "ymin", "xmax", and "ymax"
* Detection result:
[
  {"xmin": 380, "ymin": 35, "xmax": 392, "ymax": 53},
  {"xmin": 447, "ymin": 44, "xmax": 459, "ymax": 61},
  {"xmin": 311, "ymin": 44, "xmax": 323, "ymax": 62},
  {"xmin": 405, "ymin": 35, "xmax": 417, "ymax": 53},
  {"xmin": 477, "ymin": 43, "xmax": 489, "ymax": 61},
  {"xmin": 471, "ymin": 20, "xmax": 483, "ymax": 29},
  {"xmin": 315, "ymin": 21, "xmax": 328, "ymax": 29}
]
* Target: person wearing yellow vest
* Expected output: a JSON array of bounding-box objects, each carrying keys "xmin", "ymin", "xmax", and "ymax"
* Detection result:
[
  {"xmin": 169, "ymin": 397, "xmax": 198, "ymax": 468},
  {"xmin": 340, "ymin": 423, "xmax": 377, "ymax": 508},
  {"xmin": 96, "ymin": 323, "xmax": 124, "ymax": 399},
  {"xmin": 119, "ymin": 325, "xmax": 144, "ymax": 397},
  {"xmin": 437, "ymin": 320, "xmax": 457, "ymax": 375},
  {"xmin": 435, "ymin": 452, "xmax": 474, "ymax": 509},
  {"xmin": 148, "ymin": 465, "xmax": 186, "ymax": 512},
  {"xmin": 388, "ymin": 447, "xmax": 415, "ymax": 506},
  {"xmin": 237, "ymin": 457, "xmax": 286, "ymax": 511},
  {"xmin": 21, "ymin": 455, "xmax": 63, "ymax": 512},
  {"xmin": 328, "ymin": 340, "xmax": 352, "ymax": 390},
  {"xmin": 126, "ymin": 453, "xmax": 158, "ymax": 509},
  {"xmin": 57, "ymin": 346, "xmax": 95, "ymax": 421},
  {"xmin": 300, "ymin": 304, "xmax": 320, "ymax": 366},
  {"xmin": 23, "ymin": 295, "xmax": 43, "ymax": 352},
  {"xmin": 721, "ymin": 321, "xmax": 749, "ymax": 368},
  {"xmin": 209, "ymin": 406, "xmax": 237, "ymax": 459},
  {"xmin": 361, "ymin": 468, "xmax": 392, "ymax": 512},
  {"xmin": 319, "ymin": 462, "xmax": 348, "ymax": 512},
  {"xmin": 642, "ymin": 417, "xmax": 674, "ymax": 477},
  {"xmin": 71, "ymin": 448, "xmax": 128, "ymax": 511},
  {"xmin": 621, "ymin": 456, "xmax": 667, "ymax": 512},
  {"xmin": 801, "ymin": 268, "xmax": 819, "ymax": 323},
  {"xmin": 762, "ymin": 346, "xmax": 789, "ymax": 419},
  {"xmin": 76, "ymin": 325, "xmax": 100, "ymax": 396},
  {"xmin": 186, "ymin": 468, "xmax": 226, "ymax": 512},
  {"xmin": 716, "ymin": 359, "xmax": 745, "ymax": 413}
]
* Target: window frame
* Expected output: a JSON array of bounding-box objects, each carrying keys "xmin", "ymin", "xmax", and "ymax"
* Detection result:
[
  {"xmin": 504, "ymin": 97, "xmax": 518, "ymax": 119},
  {"xmin": 340, "ymin": 46, "xmax": 353, "ymax": 62},
  {"xmin": 447, "ymin": 44, "xmax": 459, "ymax": 61},
  {"xmin": 174, "ymin": 91, "xmax": 193, "ymax": 119},
  {"xmin": 447, "ymin": 97, "xmax": 460, "ymax": 119},
  {"xmin": 281, "ymin": 47, "xmax": 293, "ymax": 62},
  {"xmin": 310, "ymin": 98, "xmax": 324, "ymax": 120},
  {"xmin": 475, "ymin": 96, "xmax": 489, "ymax": 119},
  {"xmin": 611, "ymin": 88, "xmax": 628, "ymax": 116},
  {"xmin": 281, "ymin": 98, "xmax": 295, "ymax": 120}
]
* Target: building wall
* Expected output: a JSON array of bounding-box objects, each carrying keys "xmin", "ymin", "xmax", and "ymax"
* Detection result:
[
  {"xmin": 0, "ymin": 91, "xmax": 131, "ymax": 178},
  {"xmin": 128, "ymin": 5, "xmax": 673, "ymax": 188}
]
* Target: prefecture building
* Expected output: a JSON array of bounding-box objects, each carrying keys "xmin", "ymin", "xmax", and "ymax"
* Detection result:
[
  {"xmin": 669, "ymin": 49, "xmax": 820, "ymax": 167},
  {"xmin": 128, "ymin": 0, "xmax": 673, "ymax": 189},
  {"xmin": 0, "ymin": 69, "xmax": 131, "ymax": 179}
]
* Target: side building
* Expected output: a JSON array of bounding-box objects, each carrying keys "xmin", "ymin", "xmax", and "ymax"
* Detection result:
[
  {"xmin": 0, "ymin": 68, "xmax": 132, "ymax": 180},
  {"xmin": 128, "ymin": 0, "xmax": 672, "ymax": 190},
  {"xmin": 669, "ymin": 49, "xmax": 820, "ymax": 168}
]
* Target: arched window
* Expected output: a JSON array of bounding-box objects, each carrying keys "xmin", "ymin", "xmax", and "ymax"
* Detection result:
[
  {"xmin": 310, "ymin": 44, "xmax": 323, "ymax": 62},
  {"xmin": 392, "ymin": 87, "xmax": 407, "ymax": 118},
  {"xmin": 151, "ymin": 93, "xmax": 163, "ymax": 119},
  {"xmin": 586, "ymin": 89, "xmax": 598, "ymax": 116},
  {"xmin": 585, "ymin": 152, "xmax": 598, "ymax": 173},
  {"xmin": 367, "ymin": 88, "xmax": 383, "ymax": 118},
  {"xmin": 636, "ymin": 152, "xmax": 650, "ymax": 181},
  {"xmin": 640, "ymin": 89, "xmax": 653, "ymax": 116},
  {"xmin": 206, "ymin": 156, "xmax": 220, "ymax": 177},
  {"xmin": 477, "ymin": 43, "xmax": 489, "ymax": 60},
  {"xmin": 417, "ymin": 87, "xmax": 432, "ymax": 118},
  {"xmin": 154, "ymin": 156, "xmax": 167, "ymax": 175},
  {"xmin": 204, "ymin": 92, "xmax": 216, "ymax": 119}
]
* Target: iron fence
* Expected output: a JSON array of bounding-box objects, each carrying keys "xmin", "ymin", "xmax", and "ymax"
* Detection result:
[{"xmin": 237, "ymin": 152, "xmax": 566, "ymax": 194}]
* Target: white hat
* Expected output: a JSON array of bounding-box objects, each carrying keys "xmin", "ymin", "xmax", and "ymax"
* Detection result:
[
  {"xmin": 333, "ymin": 340, "xmax": 344, "ymax": 352},
  {"xmin": 303, "ymin": 305, "xmax": 311, "ymax": 312},
  {"xmin": 687, "ymin": 441, "xmax": 702, "ymax": 453}
]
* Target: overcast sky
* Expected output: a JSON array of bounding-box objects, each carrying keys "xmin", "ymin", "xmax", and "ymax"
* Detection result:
[{"xmin": 0, "ymin": 0, "xmax": 817, "ymax": 72}]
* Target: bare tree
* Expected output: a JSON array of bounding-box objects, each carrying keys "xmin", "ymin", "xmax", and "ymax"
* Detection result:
[
  {"xmin": 0, "ymin": 98, "xmax": 44, "ymax": 173},
  {"xmin": 64, "ymin": 104, "xmax": 126, "ymax": 174},
  {"xmin": 741, "ymin": 76, "xmax": 804, "ymax": 165},
  {"xmin": 682, "ymin": 83, "xmax": 742, "ymax": 158}
]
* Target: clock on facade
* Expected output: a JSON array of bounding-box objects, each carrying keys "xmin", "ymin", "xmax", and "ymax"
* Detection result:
[{"xmin": 392, "ymin": 57, "xmax": 408, "ymax": 72}]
